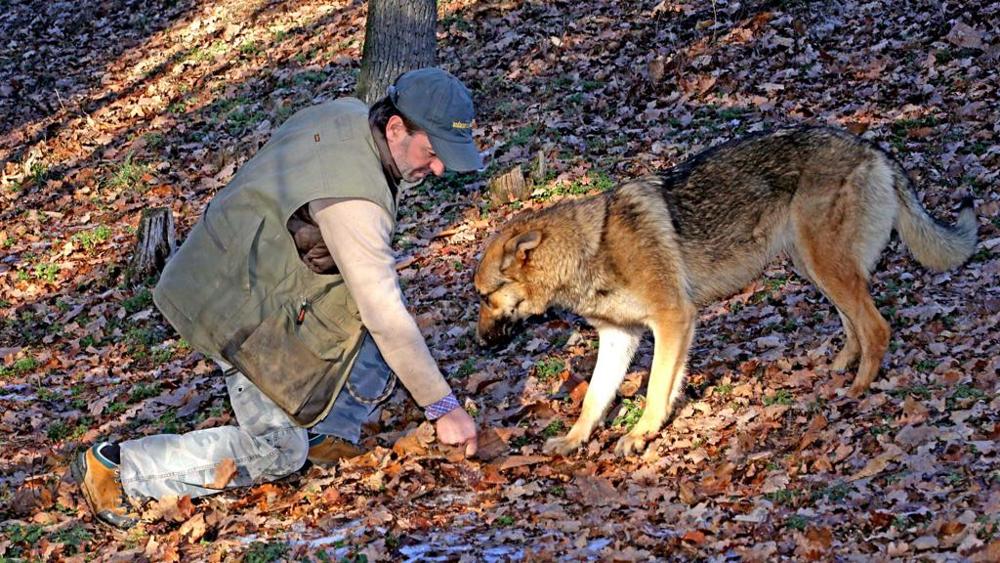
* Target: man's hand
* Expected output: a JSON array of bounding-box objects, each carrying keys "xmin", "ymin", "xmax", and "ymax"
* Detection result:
[{"xmin": 434, "ymin": 408, "xmax": 478, "ymax": 457}]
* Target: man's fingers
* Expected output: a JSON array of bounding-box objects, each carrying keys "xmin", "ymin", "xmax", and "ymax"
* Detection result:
[{"xmin": 465, "ymin": 438, "xmax": 478, "ymax": 457}]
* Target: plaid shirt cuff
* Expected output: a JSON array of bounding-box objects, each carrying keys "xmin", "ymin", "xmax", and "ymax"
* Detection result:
[{"xmin": 424, "ymin": 393, "xmax": 461, "ymax": 420}]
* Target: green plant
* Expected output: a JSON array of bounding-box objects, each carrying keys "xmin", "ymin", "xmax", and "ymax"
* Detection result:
[
  {"xmin": 226, "ymin": 106, "xmax": 265, "ymax": 135},
  {"xmin": 168, "ymin": 99, "xmax": 189, "ymax": 114},
  {"xmin": 36, "ymin": 385, "xmax": 59, "ymax": 402},
  {"xmin": 105, "ymin": 400, "xmax": 127, "ymax": 415},
  {"xmin": 509, "ymin": 124, "xmax": 539, "ymax": 147},
  {"xmin": 612, "ymin": 397, "xmax": 644, "ymax": 431},
  {"xmin": 158, "ymin": 409, "xmax": 180, "ymax": 433},
  {"xmin": 534, "ymin": 357, "xmax": 565, "ymax": 382},
  {"xmin": 812, "ymin": 481, "xmax": 851, "ymax": 503},
  {"xmin": 122, "ymin": 288, "xmax": 153, "ymax": 313},
  {"xmin": 947, "ymin": 384, "xmax": 986, "ymax": 409},
  {"xmin": 0, "ymin": 356, "xmax": 39, "ymax": 378},
  {"xmin": 714, "ymin": 383, "xmax": 733, "ymax": 396},
  {"xmin": 107, "ymin": 153, "xmax": 149, "ymax": 192},
  {"xmin": 239, "ymin": 40, "xmax": 261, "ymax": 57},
  {"xmin": 125, "ymin": 326, "xmax": 159, "ymax": 359},
  {"xmin": 5, "ymin": 522, "xmax": 46, "ymax": 545},
  {"xmin": 244, "ymin": 540, "xmax": 290, "ymax": 563},
  {"xmin": 494, "ymin": 515, "xmax": 515, "ymax": 527},
  {"xmin": 74, "ymin": 225, "xmax": 113, "ymax": 251},
  {"xmin": 785, "ymin": 514, "xmax": 809, "ymax": 530},
  {"xmin": 944, "ymin": 471, "xmax": 965, "ymax": 486},
  {"xmin": 3, "ymin": 523, "xmax": 47, "ymax": 556},
  {"xmin": 889, "ymin": 384, "xmax": 933, "ymax": 400},
  {"xmin": 294, "ymin": 70, "xmax": 327, "ymax": 86},
  {"xmin": 716, "ymin": 106, "xmax": 748, "ymax": 121},
  {"xmin": 454, "ymin": 357, "xmax": 476, "ymax": 378},
  {"xmin": 763, "ymin": 389, "xmax": 794, "ymax": 406},
  {"xmin": 129, "ymin": 381, "xmax": 162, "ymax": 402},
  {"xmin": 766, "ymin": 488, "xmax": 798, "ymax": 505},
  {"xmin": 47, "ymin": 419, "xmax": 72, "ymax": 441},
  {"xmin": 29, "ymin": 161, "xmax": 49, "ymax": 186},
  {"xmin": 542, "ymin": 419, "xmax": 565, "ymax": 438},
  {"xmin": 152, "ymin": 346, "xmax": 173, "ymax": 365},
  {"xmin": 34, "ymin": 262, "xmax": 60, "ymax": 283}
]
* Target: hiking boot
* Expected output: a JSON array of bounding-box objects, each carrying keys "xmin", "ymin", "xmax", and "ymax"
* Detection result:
[
  {"xmin": 71, "ymin": 443, "xmax": 137, "ymax": 529},
  {"xmin": 307, "ymin": 434, "xmax": 366, "ymax": 466}
]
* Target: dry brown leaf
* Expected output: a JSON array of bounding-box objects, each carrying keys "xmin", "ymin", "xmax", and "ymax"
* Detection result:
[
  {"xmin": 178, "ymin": 512, "xmax": 207, "ymax": 544},
  {"xmin": 571, "ymin": 474, "xmax": 621, "ymax": 507},
  {"xmin": 209, "ymin": 458, "xmax": 237, "ymax": 490},
  {"xmin": 392, "ymin": 422, "xmax": 436, "ymax": 457},
  {"xmin": 475, "ymin": 427, "xmax": 511, "ymax": 461},
  {"xmin": 682, "ymin": 530, "xmax": 706, "ymax": 544},
  {"xmin": 497, "ymin": 455, "xmax": 550, "ymax": 471},
  {"xmin": 144, "ymin": 495, "xmax": 196, "ymax": 523},
  {"xmin": 849, "ymin": 445, "xmax": 903, "ymax": 482},
  {"xmin": 797, "ymin": 414, "xmax": 828, "ymax": 451}
]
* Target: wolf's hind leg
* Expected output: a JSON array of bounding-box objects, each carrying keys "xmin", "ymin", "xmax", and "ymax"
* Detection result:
[
  {"xmin": 795, "ymin": 237, "xmax": 889, "ymax": 397},
  {"xmin": 789, "ymin": 247, "xmax": 861, "ymax": 368},
  {"xmin": 615, "ymin": 305, "xmax": 696, "ymax": 456},
  {"xmin": 544, "ymin": 324, "xmax": 642, "ymax": 456},
  {"xmin": 831, "ymin": 310, "xmax": 861, "ymax": 370}
]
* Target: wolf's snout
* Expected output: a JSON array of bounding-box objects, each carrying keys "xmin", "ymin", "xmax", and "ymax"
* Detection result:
[{"xmin": 476, "ymin": 315, "xmax": 517, "ymax": 349}]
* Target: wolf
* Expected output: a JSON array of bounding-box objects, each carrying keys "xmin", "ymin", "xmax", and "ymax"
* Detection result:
[{"xmin": 473, "ymin": 126, "xmax": 977, "ymax": 456}]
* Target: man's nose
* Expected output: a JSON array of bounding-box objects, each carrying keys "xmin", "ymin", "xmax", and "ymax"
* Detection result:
[{"xmin": 430, "ymin": 158, "xmax": 445, "ymax": 177}]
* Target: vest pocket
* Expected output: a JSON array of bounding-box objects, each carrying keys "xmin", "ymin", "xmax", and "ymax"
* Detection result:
[
  {"xmin": 226, "ymin": 304, "xmax": 348, "ymax": 424},
  {"xmin": 224, "ymin": 288, "xmax": 361, "ymax": 425}
]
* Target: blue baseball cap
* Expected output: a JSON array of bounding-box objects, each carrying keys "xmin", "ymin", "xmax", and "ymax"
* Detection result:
[{"xmin": 388, "ymin": 68, "xmax": 483, "ymax": 172}]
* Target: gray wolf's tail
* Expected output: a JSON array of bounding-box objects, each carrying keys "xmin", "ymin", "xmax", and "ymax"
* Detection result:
[{"xmin": 892, "ymin": 170, "xmax": 977, "ymax": 272}]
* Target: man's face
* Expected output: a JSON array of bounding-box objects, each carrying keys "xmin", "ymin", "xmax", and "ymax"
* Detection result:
[{"xmin": 385, "ymin": 115, "xmax": 445, "ymax": 183}]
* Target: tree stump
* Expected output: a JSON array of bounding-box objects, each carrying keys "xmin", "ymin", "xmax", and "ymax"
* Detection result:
[
  {"xmin": 487, "ymin": 165, "xmax": 530, "ymax": 206},
  {"xmin": 127, "ymin": 207, "xmax": 175, "ymax": 284}
]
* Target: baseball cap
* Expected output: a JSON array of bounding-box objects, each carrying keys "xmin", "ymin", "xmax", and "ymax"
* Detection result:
[{"xmin": 388, "ymin": 68, "xmax": 483, "ymax": 172}]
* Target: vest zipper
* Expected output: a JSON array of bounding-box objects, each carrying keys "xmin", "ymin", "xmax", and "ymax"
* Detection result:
[
  {"xmin": 296, "ymin": 299, "xmax": 308, "ymax": 324},
  {"xmin": 296, "ymin": 286, "xmax": 333, "ymax": 325}
]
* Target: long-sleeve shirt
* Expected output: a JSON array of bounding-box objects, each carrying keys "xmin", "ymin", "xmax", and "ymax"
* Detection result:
[{"xmin": 308, "ymin": 197, "xmax": 452, "ymax": 407}]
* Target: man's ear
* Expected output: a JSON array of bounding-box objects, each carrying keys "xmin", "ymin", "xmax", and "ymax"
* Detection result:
[
  {"xmin": 500, "ymin": 230, "xmax": 542, "ymax": 271},
  {"xmin": 385, "ymin": 114, "xmax": 407, "ymax": 143}
]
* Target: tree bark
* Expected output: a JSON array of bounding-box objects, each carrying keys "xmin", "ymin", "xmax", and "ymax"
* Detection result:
[
  {"xmin": 356, "ymin": 0, "xmax": 437, "ymax": 106},
  {"xmin": 127, "ymin": 207, "xmax": 175, "ymax": 284}
]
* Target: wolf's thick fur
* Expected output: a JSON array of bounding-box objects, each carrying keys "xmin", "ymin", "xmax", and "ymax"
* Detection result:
[{"xmin": 474, "ymin": 126, "xmax": 977, "ymax": 456}]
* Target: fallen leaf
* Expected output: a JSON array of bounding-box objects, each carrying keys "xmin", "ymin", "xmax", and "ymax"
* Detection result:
[
  {"xmin": 475, "ymin": 427, "xmax": 511, "ymax": 461},
  {"xmin": 682, "ymin": 530, "xmax": 706, "ymax": 544},
  {"xmin": 849, "ymin": 445, "xmax": 903, "ymax": 481},
  {"xmin": 178, "ymin": 512, "xmax": 206, "ymax": 543},
  {"xmin": 393, "ymin": 422, "xmax": 436, "ymax": 457},
  {"xmin": 209, "ymin": 458, "xmax": 237, "ymax": 490},
  {"xmin": 497, "ymin": 455, "xmax": 550, "ymax": 470},
  {"xmin": 144, "ymin": 495, "xmax": 196, "ymax": 523}
]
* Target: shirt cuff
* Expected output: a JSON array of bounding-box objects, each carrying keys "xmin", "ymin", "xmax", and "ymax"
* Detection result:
[{"xmin": 424, "ymin": 393, "xmax": 461, "ymax": 420}]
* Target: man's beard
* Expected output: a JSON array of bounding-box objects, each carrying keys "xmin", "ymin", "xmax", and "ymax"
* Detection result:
[{"xmin": 400, "ymin": 166, "xmax": 430, "ymax": 183}]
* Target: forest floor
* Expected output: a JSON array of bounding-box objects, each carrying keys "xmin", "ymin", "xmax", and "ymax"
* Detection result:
[{"xmin": 1, "ymin": 0, "xmax": 999, "ymax": 560}]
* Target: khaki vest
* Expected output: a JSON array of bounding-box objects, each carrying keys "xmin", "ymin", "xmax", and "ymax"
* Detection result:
[{"xmin": 154, "ymin": 98, "xmax": 397, "ymax": 426}]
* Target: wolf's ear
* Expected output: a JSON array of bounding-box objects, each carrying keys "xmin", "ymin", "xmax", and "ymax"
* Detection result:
[{"xmin": 500, "ymin": 230, "xmax": 542, "ymax": 271}]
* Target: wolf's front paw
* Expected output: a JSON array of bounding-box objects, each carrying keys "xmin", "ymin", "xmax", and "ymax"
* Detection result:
[
  {"xmin": 613, "ymin": 432, "xmax": 649, "ymax": 456},
  {"xmin": 543, "ymin": 435, "xmax": 584, "ymax": 456}
]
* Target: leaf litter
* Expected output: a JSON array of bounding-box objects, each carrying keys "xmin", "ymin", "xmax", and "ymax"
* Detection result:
[{"xmin": 1, "ymin": 0, "xmax": 999, "ymax": 560}]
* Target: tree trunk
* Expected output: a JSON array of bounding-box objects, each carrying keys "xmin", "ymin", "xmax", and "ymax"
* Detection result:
[
  {"xmin": 356, "ymin": 0, "xmax": 437, "ymax": 106},
  {"xmin": 127, "ymin": 207, "xmax": 175, "ymax": 284}
]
